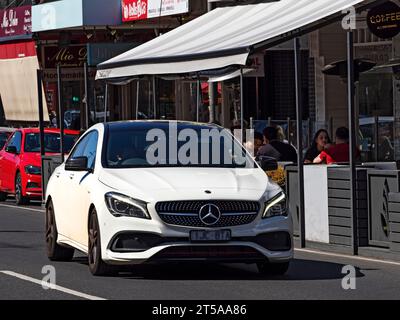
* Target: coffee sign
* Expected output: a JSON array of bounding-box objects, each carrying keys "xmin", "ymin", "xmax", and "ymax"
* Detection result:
[
  {"xmin": 367, "ymin": 1, "xmax": 400, "ymax": 39},
  {"xmin": 0, "ymin": 5, "xmax": 32, "ymax": 39}
]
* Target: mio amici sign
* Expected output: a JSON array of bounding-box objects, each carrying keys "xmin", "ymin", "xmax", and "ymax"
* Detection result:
[
  {"xmin": 0, "ymin": 5, "xmax": 32, "ymax": 40},
  {"xmin": 122, "ymin": 0, "xmax": 189, "ymax": 22},
  {"xmin": 367, "ymin": 1, "xmax": 400, "ymax": 39}
]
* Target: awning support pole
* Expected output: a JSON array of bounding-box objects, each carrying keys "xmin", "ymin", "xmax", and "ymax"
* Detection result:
[
  {"xmin": 196, "ymin": 77, "xmax": 200, "ymax": 122},
  {"xmin": 294, "ymin": 37, "xmax": 306, "ymax": 248},
  {"xmin": 37, "ymin": 69, "xmax": 45, "ymax": 203},
  {"xmin": 240, "ymin": 68, "xmax": 244, "ymax": 143},
  {"xmin": 84, "ymin": 62, "xmax": 90, "ymax": 130},
  {"xmin": 136, "ymin": 80, "xmax": 140, "ymax": 120},
  {"xmin": 347, "ymin": 30, "xmax": 358, "ymax": 256},
  {"xmin": 57, "ymin": 65, "xmax": 64, "ymax": 163},
  {"xmin": 153, "ymin": 76, "xmax": 157, "ymax": 119},
  {"xmin": 104, "ymin": 83, "xmax": 108, "ymax": 123}
]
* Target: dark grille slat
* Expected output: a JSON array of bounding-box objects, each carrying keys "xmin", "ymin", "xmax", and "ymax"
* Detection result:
[{"xmin": 156, "ymin": 200, "xmax": 260, "ymax": 228}]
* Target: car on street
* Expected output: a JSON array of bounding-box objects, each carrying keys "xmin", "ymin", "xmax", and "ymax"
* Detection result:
[
  {"xmin": 0, "ymin": 127, "xmax": 15, "ymax": 150},
  {"xmin": 0, "ymin": 128, "xmax": 80, "ymax": 204},
  {"xmin": 45, "ymin": 121, "xmax": 293, "ymax": 276}
]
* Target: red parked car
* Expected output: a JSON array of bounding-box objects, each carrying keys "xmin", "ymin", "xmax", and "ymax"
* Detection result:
[{"xmin": 0, "ymin": 128, "xmax": 79, "ymax": 205}]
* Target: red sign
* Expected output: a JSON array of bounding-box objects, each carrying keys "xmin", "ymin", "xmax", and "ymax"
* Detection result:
[
  {"xmin": 0, "ymin": 5, "xmax": 32, "ymax": 39},
  {"xmin": 122, "ymin": 0, "xmax": 148, "ymax": 22}
]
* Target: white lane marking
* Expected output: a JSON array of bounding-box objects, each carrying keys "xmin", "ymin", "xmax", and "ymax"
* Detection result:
[
  {"xmin": 295, "ymin": 248, "xmax": 400, "ymax": 267},
  {"xmin": 0, "ymin": 270, "xmax": 106, "ymax": 300},
  {"xmin": 0, "ymin": 204, "xmax": 44, "ymax": 213}
]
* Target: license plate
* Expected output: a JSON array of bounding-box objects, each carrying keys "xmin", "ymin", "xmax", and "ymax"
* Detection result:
[{"xmin": 190, "ymin": 230, "xmax": 231, "ymax": 242}]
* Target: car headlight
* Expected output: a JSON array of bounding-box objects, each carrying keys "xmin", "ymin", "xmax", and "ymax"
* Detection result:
[
  {"xmin": 105, "ymin": 192, "xmax": 151, "ymax": 219},
  {"xmin": 25, "ymin": 165, "xmax": 41, "ymax": 175},
  {"xmin": 262, "ymin": 191, "xmax": 288, "ymax": 218}
]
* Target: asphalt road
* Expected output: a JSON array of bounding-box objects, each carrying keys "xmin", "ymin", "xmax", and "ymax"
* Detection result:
[{"xmin": 1, "ymin": 199, "xmax": 400, "ymax": 300}]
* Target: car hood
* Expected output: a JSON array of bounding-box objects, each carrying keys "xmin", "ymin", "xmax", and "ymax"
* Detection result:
[{"xmin": 98, "ymin": 167, "xmax": 270, "ymax": 202}]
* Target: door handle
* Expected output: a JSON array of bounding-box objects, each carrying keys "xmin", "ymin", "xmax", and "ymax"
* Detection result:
[
  {"xmin": 55, "ymin": 172, "xmax": 60, "ymax": 178},
  {"xmin": 69, "ymin": 173, "xmax": 74, "ymax": 179}
]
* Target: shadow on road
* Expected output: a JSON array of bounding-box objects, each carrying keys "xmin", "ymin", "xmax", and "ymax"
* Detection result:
[{"xmin": 72, "ymin": 257, "xmax": 366, "ymax": 281}]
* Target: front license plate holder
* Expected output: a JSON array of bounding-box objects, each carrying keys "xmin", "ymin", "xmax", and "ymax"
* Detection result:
[{"xmin": 190, "ymin": 229, "xmax": 231, "ymax": 242}]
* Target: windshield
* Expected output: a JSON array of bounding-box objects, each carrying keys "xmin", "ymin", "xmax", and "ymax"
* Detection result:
[
  {"xmin": 104, "ymin": 124, "xmax": 255, "ymax": 169},
  {"xmin": 24, "ymin": 133, "xmax": 79, "ymax": 153}
]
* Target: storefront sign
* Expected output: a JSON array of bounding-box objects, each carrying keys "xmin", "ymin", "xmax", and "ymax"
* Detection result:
[
  {"xmin": 32, "ymin": 0, "xmax": 121, "ymax": 32},
  {"xmin": 367, "ymin": 1, "xmax": 400, "ymax": 39},
  {"xmin": 43, "ymin": 45, "xmax": 87, "ymax": 69},
  {"xmin": 43, "ymin": 68, "xmax": 96, "ymax": 82},
  {"xmin": 0, "ymin": 5, "xmax": 32, "ymax": 39},
  {"xmin": 122, "ymin": 0, "xmax": 189, "ymax": 22},
  {"xmin": 87, "ymin": 43, "xmax": 140, "ymax": 66}
]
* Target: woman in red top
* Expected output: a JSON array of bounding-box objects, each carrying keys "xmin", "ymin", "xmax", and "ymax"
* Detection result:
[{"xmin": 313, "ymin": 127, "xmax": 350, "ymax": 164}]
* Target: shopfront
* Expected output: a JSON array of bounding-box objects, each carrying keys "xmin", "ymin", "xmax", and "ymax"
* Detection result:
[{"xmin": 0, "ymin": 5, "xmax": 48, "ymax": 124}]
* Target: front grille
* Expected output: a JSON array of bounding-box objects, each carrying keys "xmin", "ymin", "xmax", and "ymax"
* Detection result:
[
  {"xmin": 150, "ymin": 246, "xmax": 265, "ymax": 261},
  {"xmin": 155, "ymin": 200, "xmax": 260, "ymax": 228}
]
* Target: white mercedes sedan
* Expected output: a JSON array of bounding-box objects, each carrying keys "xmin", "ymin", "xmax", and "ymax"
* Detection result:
[{"xmin": 45, "ymin": 121, "xmax": 293, "ymax": 276}]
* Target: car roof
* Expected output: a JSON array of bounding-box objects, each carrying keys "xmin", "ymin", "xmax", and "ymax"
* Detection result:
[
  {"xmin": 106, "ymin": 120, "xmax": 222, "ymax": 131},
  {"xmin": 15, "ymin": 128, "xmax": 80, "ymax": 135}
]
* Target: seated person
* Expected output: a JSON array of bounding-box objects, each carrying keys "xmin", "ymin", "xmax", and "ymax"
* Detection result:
[
  {"xmin": 258, "ymin": 127, "xmax": 297, "ymax": 162},
  {"xmin": 244, "ymin": 131, "xmax": 264, "ymax": 157},
  {"xmin": 313, "ymin": 127, "xmax": 352, "ymax": 164},
  {"xmin": 257, "ymin": 127, "xmax": 281, "ymax": 160},
  {"xmin": 304, "ymin": 129, "xmax": 332, "ymax": 164}
]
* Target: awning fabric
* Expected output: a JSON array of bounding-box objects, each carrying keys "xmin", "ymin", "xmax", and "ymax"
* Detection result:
[
  {"xmin": 97, "ymin": 0, "xmax": 365, "ymax": 80},
  {"xmin": 0, "ymin": 41, "xmax": 48, "ymax": 122}
]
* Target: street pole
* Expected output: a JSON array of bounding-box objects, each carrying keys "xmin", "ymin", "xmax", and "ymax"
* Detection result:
[
  {"xmin": 104, "ymin": 83, "xmax": 108, "ymax": 123},
  {"xmin": 153, "ymin": 76, "xmax": 157, "ymax": 119},
  {"xmin": 57, "ymin": 65, "xmax": 64, "ymax": 163},
  {"xmin": 294, "ymin": 37, "xmax": 306, "ymax": 248},
  {"xmin": 37, "ymin": 69, "xmax": 45, "ymax": 203},
  {"xmin": 347, "ymin": 30, "xmax": 358, "ymax": 256},
  {"xmin": 240, "ymin": 68, "xmax": 244, "ymax": 143},
  {"xmin": 197, "ymin": 78, "xmax": 200, "ymax": 122},
  {"xmin": 84, "ymin": 62, "xmax": 90, "ymax": 130},
  {"xmin": 136, "ymin": 80, "xmax": 140, "ymax": 120}
]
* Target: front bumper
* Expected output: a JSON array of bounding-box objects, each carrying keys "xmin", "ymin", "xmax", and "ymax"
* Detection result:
[
  {"xmin": 99, "ymin": 203, "xmax": 293, "ymax": 265},
  {"xmin": 24, "ymin": 174, "xmax": 42, "ymax": 199}
]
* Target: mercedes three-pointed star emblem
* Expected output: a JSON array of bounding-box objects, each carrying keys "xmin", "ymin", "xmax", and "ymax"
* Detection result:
[{"xmin": 199, "ymin": 204, "xmax": 221, "ymax": 225}]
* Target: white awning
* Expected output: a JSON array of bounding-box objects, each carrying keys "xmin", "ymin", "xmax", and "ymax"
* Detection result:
[{"xmin": 97, "ymin": 0, "xmax": 368, "ymax": 80}]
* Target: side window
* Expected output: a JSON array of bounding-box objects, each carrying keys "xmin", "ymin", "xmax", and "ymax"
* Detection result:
[
  {"xmin": 67, "ymin": 131, "xmax": 98, "ymax": 169},
  {"xmin": 83, "ymin": 131, "xmax": 98, "ymax": 169},
  {"xmin": 6, "ymin": 131, "xmax": 22, "ymax": 153}
]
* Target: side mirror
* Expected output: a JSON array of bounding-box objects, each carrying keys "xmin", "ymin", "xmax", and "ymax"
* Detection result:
[
  {"xmin": 256, "ymin": 156, "xmax": 278, "ymax": 171},
  {"xmin": 65, "ymin": 156, "xmax": 91, "ymax": 172},
  {"xmin": 6, "ymin": 145, "xmax": 18, "ymax": 154}
]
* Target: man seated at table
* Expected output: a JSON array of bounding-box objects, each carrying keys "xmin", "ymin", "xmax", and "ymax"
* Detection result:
[{"xmin": 257, "ymin": 127, "xmax": 297, "ymax": 162}]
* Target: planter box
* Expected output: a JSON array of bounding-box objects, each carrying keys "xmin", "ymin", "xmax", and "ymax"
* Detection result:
[
  {"xmin": 327, "ymin": 167, "xmax": 368, "ymax": 247},
  {"xmin": 388, "ymin": 192, "xmax": 400, "ymax": 252}
]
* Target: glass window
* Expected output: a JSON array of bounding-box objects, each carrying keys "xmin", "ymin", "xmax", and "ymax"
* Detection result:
[
  {"xmin": 0, "ymin": 132, "xmax": 10, "ymax": 150},
  {"xmin": 6, "ymin": 131, "xmax": 22, "ymax": 153},
  {"xmin": 69, "ymin": 131, "xmax": 98, "ymax": 169},
  {"xmin": 24, "ymin": 133, "xmax": 78, "ymax": 154},
  {"xmin": 104, "ymin": 124, "xmax": 254, "ymax": 169}
]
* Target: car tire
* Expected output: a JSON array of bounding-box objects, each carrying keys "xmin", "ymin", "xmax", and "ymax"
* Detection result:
[
  {"xmin": 88, "ymin": 209, "xmax": 116, "ymax": 276},
  {"xmin": 257, "ymin": 261, "xmax": 290, "ymax": 276},
  {"xmin": 46, "ymin": 200, "xmax": 74, "ymax": 261},
  {"xmin": 15, "ymin": 172, "xmax": 29, "ymax": 205},
  {"xmin": 0, "ymin": 192, "xmax": 7, "ymax": 202}
]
